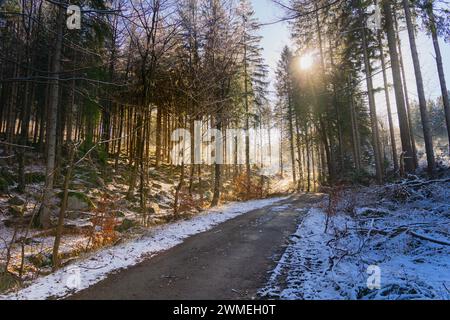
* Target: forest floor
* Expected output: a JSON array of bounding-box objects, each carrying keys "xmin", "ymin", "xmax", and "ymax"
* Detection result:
[{"xmin": 260, "ymin": 173, "xmax": 450, "ymax": 300}]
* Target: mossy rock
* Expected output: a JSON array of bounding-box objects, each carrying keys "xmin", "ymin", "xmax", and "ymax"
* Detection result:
[{"xmin": 58, "ymin": 191, "xmax": 96, "ymax": 211}]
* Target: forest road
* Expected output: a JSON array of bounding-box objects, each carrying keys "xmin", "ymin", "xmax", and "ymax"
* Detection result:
[{"xmin": 69, "ymin": 193, "xmax": 323, "ymax": 300}]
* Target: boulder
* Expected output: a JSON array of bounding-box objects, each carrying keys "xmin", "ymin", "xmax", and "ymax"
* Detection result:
[
  {"xmin": 62, "ymin": 191, "xmax": 95, "ymax": 212},
  {"xmin": 67, "ymin": 196, "xmax": 89, "ymax": 211}
]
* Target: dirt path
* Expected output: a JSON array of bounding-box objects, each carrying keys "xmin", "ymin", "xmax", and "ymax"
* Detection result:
[{"xmin": 70, "ymin": 193, "xmax": 322, "ymax": 300}]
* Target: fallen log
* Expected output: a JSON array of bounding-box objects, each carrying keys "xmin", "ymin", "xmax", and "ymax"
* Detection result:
[{"xmin": 408, "ymin": 230, "xmax": 450, "ymax": 246}]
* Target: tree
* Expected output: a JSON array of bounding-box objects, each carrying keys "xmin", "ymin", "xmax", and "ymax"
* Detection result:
[
  {"xmin": 39, "ymin": 1, "xmax": 65, "ymax": 228},
  {"xmin": 420, "ymin": 0, "xmax": 450, "ymax": 152},
  {"xmin": 381, "ymin": 0, "xmax": 416, "ymax": 174},
  {"xmin": 402, "ymin": 0, "xmax": 435, "ymax": 174}
]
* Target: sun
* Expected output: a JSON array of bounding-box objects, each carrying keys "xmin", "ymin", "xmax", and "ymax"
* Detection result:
[{"xmin": 298, "ymin": 53, "xmax": 314, "ymax": 70}]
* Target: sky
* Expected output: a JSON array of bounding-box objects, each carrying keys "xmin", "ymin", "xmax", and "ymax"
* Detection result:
[{"xmin": 251, "ymin": 0, "xmax": 450, "ymax": 121}]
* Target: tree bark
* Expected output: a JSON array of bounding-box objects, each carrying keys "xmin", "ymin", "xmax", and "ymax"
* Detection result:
[
  {"xmin": 382, "ymin": 0, "xmax": 416, "ymax": 174},
  {"xmin": 361, "ymin": 24, "xmax": 383, "ymax": 183},
  {"xmin": 426, "ymin": 1, "xmax": 450, "ymax": 153},
  {"xmin": 402, "ymin": 0, "xmax": 435, "ymax": 174},
  {"xmin": 40, "ymin": 3, "xmax": 65, "ymax": 228},
  {"xmin": 378, "ymin": 32, "xmax": 400, "ymax": 173}
]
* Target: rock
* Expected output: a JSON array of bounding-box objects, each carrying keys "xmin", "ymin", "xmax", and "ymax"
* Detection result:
[
  {"xmin": 8, "ymin": 205, "xmax": 25, "ymax": 217},
  {"xmin": 67, "ymin": 196, "xmax": 89, "ymax": 211},
  {"xmin": 64, "ymin": 219, "xmax": 94, "ymax": 231},
  {"xmin": 148, "ymin": 203, "xmax": 160, "ymax": 215},
  {"xmin": 8, "ymin": 196, "xmax": 26, "ymax": 206},
  {"xmin": 62, "ymin": 191, "xmax": 95, "ymax": 212},
  {"xmin": 115, "ymin": 218, "xmax": 137, "ymax": 232}
]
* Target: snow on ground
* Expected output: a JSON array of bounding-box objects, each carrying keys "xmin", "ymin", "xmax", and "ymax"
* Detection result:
[
  {"xmin": 1, "ymin": 196, "xmax": 289, "ymax": 300},
  {"xmin": 260, "ymin": 177, "xmax": 450, "ymax": 300}
]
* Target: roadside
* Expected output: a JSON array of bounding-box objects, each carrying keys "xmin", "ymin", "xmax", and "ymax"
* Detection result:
[
  {"xmin": 260, "ymin": 177, "xmax": 450, "ymax": 300},
  {"xmin": 69, "ymin": 193, "xmax": 322, "ymax": 300}
]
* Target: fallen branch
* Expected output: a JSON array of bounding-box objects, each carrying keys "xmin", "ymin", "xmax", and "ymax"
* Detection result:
[
  {"xmin": 408, "ymin": 230, "xmax": 450, "ymax": 246},
  {"xmin": 0, "ymin": 141, "xmax": 34, "ymax": 150}
]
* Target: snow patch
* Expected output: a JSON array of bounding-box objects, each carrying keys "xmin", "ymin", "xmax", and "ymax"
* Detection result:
[{"xmin": 260, "ymin": 179, "xmax": 450, "ymax": 300}]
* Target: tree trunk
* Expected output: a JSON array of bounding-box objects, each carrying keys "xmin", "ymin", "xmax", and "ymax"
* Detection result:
[
  {"xmin": 378, "ymin": 32, "xmax": 400, "ymax": 173},
  {"xmin": 382, "ymin": 0, "xmax": 416, "ymax": 174},
  {"xmin": 402, "ymin": 0, "xmax": 435, "ymax": 174},
  {"xmin": 361, "ymin": 24, "xmax": 383, "ymax": 183},
  {"xmin": 394, "ymin": 10, "xmax": 419, "ymax": 168},
  {"xmin": 39, "ymin": 3, "xmax": 65, "ymax": 228},
  {"xmin": 426, "ymin": 1, "xmax": 450, "ymax": 153}
]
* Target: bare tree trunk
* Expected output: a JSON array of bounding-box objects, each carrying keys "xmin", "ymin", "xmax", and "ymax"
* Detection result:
[
  {"xmin": 426, "ymin": 1, "xmax": 450, "ymax": 153},
  {"xmin": 378, "ymin": 32, "xmax": 399, "ymax": 173},
  {"xmin": 52, "ymin": 144, "xmax": 76, "ymax": 270},
  {"xmin": 288, "ymin": 95, "xmax": 297, "ymax": 184},
  {"xmin": 394, "ymin": 10, "xmax": 419, "ymax": 168},
  {"xmin": 402, "ymin": 0, "xmax": 435, "ymax": 174},
  {"xmin": 40, "ymin": 3, "xmax": 65, "ymax": 228},
  {"xmin": 361, "ymin": 24, "xmax": 383, "ymax": 183},
  {"xmin": 382, "ymin": 0, "xmax": 416, "ymax": 174}
]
